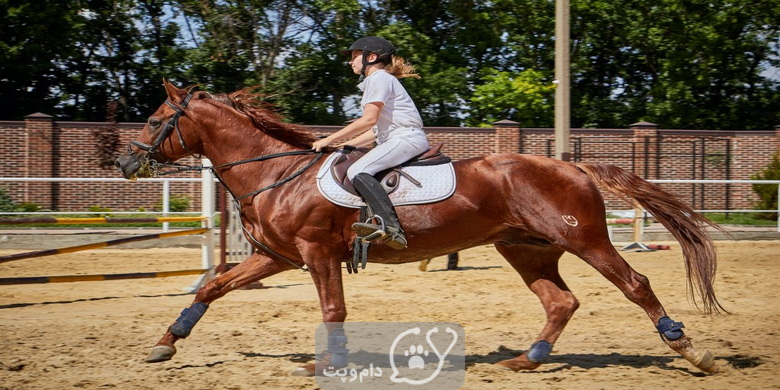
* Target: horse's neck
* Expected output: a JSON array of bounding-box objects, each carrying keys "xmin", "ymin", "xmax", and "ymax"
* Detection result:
[{"xmin": 203, "ymin": 126, "xmax": 305, "ymax": 199}]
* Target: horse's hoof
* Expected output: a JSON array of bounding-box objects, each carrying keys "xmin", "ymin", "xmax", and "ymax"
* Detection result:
[
  {"xmin": 145, "ymin": 345, "xmax": 177, "ymax": 363},
  {"xmin": 291, "ymin": 364, "xmax": 315, "ymax": 377},
  {"xmin": 493, "ymin": 362, "xmax": 517, "ymax": 371},
  {"xmin": 691, "ymin": 349, "xmax": 717, "ymax": 373},
  {"xmin": 495, "ymin": 356, "xmax": 541, "ymax": 372}
]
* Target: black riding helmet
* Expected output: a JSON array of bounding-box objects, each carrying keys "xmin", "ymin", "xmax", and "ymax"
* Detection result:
[{"xmin": 341, "ymin": 36, "xmax": 395, "ymax": 76}]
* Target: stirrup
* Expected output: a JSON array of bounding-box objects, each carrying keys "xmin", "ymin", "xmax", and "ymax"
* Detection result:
[
  {"xmin": 352, "ymin": 217, "xmax": 407, "ymax": 249},
  {"xmin": 380, "ymin": 231, "xmax": 407, "ymax": 250},
  {"xmin": 352, "ymin": 222, "xmax": 387, "ymax": 241},
  {"xmin": 352, "ymin": 214, "xmax": 388, "ymax": 241}
]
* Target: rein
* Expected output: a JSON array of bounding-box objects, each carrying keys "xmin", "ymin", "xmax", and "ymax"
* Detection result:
[
  {"xmin": 214, "ymin": 151, "xmax": 323, "ymax": 272},
  {"xmin": 211, "ymin": 150, "xmax": 324, "ymax": 201},
  {"xmin": 172, "ymin": 151, "xmax": 324, "ymax": 273}
]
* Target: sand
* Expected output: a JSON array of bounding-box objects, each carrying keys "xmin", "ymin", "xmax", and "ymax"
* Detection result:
[{"xmin": 0, "ymin": 240, "xmax": 778, "ymax": 389}]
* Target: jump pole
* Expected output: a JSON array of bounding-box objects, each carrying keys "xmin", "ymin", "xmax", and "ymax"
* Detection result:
[
  {"xmin": 0, "ymin": 268, "xmax": 209, "ymax": 285},
  {"xmin": 0, "ymin": 216, "xmax": 206, "ymax": 225},
  {"xmin": 0, "ymin": 228, "xmax": 210, "ymax": 264}
]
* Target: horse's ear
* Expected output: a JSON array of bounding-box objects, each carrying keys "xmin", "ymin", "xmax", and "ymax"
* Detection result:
[{"xmin": 162, "ymin": 78, "xmax": 184, "ymax": 103}]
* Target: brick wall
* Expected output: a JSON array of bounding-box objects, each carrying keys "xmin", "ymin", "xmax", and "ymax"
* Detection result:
[{"xmin": 0, "ymin": 116, "xmax": 777, "ymax": 212}]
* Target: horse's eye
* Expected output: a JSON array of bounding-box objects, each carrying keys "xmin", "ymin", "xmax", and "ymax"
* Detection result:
[{"xmin": 148, "ymin": 118, "xmax": 162, "ymax": 128}]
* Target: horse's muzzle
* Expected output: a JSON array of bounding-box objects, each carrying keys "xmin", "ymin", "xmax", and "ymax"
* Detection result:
[{"xmin": 115, "ymin": 154, "xmax": 143, "ymax": 180}]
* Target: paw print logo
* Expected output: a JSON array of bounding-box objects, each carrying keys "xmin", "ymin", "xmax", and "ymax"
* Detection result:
[
  {"xmin": 405, "ymin": 344, "xmax": 429, "ymax": 369},
  {"xmin": 389, "ymin": 327, "xmax": 458, "ymax": 385}
]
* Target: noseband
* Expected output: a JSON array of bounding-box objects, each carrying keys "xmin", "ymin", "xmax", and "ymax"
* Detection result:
[{"xmin": 130, "ymin": 92, "xmax": 197, "ymax": 157}]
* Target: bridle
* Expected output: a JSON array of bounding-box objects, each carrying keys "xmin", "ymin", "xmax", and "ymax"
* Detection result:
[
  {"xmin": 130, "ymin": 93, "xmax": 197, "ymax": 157},
  {"xmin": 124, "ymin": 91, "xmax": 324, "ymax": 272}
]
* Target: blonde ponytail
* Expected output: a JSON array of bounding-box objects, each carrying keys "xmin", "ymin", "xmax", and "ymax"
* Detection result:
[{"xmin": 385, "ymin": 56, "xmax": 421, "ymax": 79}]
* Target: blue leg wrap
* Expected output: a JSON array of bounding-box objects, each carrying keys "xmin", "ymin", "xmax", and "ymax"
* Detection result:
[
  {"xmin": 656, "ymin": 316, "xmax": 685, "ymax": 341},
  {"xmin": 327, "ymin": 328, "xmax": 349, "ymax": 367},
  {"xmin": 526, "ymin": 340, "xmax": 553, "ymax": 363},
  {"xmin": 170, "ymin": 302, "xmax": 209, "ymax": 338}
]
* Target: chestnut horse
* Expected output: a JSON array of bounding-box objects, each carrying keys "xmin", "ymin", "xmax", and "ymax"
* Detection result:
[{"xmin": 116, "ymin": 80, "xmax": 725, "ymax": 375}]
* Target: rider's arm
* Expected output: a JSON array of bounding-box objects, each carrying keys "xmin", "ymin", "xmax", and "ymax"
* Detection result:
[
  {"xmin": 339, "ymin": 130, "xmax": 376, "ymax": 148},
  {"xmin": 313, "ymin": 102, "xmax": 382, "ymax": 151}
]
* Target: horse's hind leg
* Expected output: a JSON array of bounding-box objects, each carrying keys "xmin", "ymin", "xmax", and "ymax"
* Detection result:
[
  {"xmin": 145, "ymin": 252, "xmax": 295, "ymax": 363},
  {"xmin": 565, "ymin": 237, "xmax": 716, "ymax": 372},
  {"xmin": 493, "ymin": 242, "xmax": 579, "ymax": 371}
]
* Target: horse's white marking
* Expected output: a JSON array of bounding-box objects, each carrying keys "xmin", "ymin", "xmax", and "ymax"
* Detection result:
[{"xmin": 562, "ymin": 215, "xmax": 578, "ymax": 226}]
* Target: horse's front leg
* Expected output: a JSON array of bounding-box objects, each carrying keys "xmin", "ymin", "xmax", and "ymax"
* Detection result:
[
  {"xmin": 145, "ymin": 252, "xmax": 295, "ymax": 363},
  {"xmin": 292, "ymin": 248, "xmax": 347, "ymax": 376}
]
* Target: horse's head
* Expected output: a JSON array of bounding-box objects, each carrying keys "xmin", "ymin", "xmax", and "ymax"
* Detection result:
[{"xmin": 115, "ymin": 79, "xmax": 202, "ymax": 179}]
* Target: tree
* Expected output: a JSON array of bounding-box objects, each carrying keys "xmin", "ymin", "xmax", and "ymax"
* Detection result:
[
  {"xmin": 1, "ymin": 0, "xmax": 778, "ymax": 130},
  {"xmin": 0, "ymin": 0, "xmax": 82, "ymax": 120},
  {"xmin": 469, "ymin": 69, "xmax": 555, "ymax": 126},
  {"xmin": 0, "ymin": 0, "xmax": 187, "ymax": 121},
  {"xmin": 570, "ymin": 0, "xmax": 780, "ymax": 129}
]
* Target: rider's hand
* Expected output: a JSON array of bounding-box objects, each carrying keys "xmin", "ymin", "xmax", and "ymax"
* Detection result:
[{"xmin": 312, "ymin": 138, "xmax": 332, "ymax": 152}]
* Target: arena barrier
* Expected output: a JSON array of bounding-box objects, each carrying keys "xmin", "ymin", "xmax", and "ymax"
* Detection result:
[
  {"xmin": 0, "ymin": 268, "xmax": 209, "ymax": 285},
  {"xmin": 0, "ymin": 228, "xmax": 210, "ymax": 264},
  {"xmin": 0, "ymin": 216, "xmax": 206, "ymax": 225},
  {"xmin": 0, "ymin": 165, "xmax": 217, "ymax": 289},
  {"xmin": 606, "ymin": 207, "xmax": 670, "ymax": 252}
]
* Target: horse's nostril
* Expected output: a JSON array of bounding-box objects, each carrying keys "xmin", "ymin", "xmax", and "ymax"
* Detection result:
[{"xmin": 114, "ymin": 160, "xmax": 121, "ymax": 168}]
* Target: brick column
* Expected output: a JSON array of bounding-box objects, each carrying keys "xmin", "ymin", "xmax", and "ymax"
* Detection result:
[
  {"xmin": 630, "ymin": 121, "xmax": 658, "ymax": 138},
  {"xmin": 630, "ymin": 121, "xmax": 659, "ymax": 178},
  {"xmin": 24, "ymin": 112, "xmax": 55, "ymax": 209},
  {"xmin": 493, "ymin": 119, "xmax": 521, "ymax": 154}
]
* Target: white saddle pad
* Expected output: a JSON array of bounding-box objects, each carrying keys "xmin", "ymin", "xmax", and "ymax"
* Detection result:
[{"xmin": 316, "ymin": 152, "xmax": 456, "ymax": 208}]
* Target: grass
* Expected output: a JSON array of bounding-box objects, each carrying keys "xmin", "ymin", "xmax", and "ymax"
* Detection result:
[
  {"xmin": 607, "ymin": 212, "xmax": 776, "ymax": 227},
  {"xmin": 703, "ymin": 212, "xmax": 777, "ymax": 226}
]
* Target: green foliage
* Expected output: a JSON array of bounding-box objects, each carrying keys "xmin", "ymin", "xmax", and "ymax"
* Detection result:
[
  {"xmin": 157, "ymin": 195, "xmax": 191, "ymax": 213},
  {"xmin": 750, "ymin": 152, "xmax": 780, "ymax": 220},
  {"xmin": 468, "ymin": 69, "xmax": 555, "ymax": 127},
  {"xmin": 88, "ymin": 205, "xmax": 112, "ymax": 216},
  {"xmin": 703, "ymin": 212, "xmax": 777, "ymax": 226},
  {"xmin": 0, "ymin": 187, "xmax": 16, "ymax": 212},
  {"xmin": 0, "ymin": 188, "xmax": 40, "ymax": 212},
  {"xmin": 17, "ymin": 202, "xmax": 41, "ymax": 212},
  {"xmin": 169, "ymin": 195, "xmax": 191, "ymax": 212}
]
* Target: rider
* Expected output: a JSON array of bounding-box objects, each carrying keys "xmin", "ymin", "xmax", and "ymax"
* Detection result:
[{"xmin": 312, "ymin": 36, "xmax": 429, "ymax": 249}]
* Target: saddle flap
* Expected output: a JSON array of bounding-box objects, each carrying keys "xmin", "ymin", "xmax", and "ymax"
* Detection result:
[
  {"xmin": 329, "ymin": 143, "xmax": 451, "ymax": 195},
  {"xmin": 317, "ymin": 151, "xmax": 456, "ymax": 209}
]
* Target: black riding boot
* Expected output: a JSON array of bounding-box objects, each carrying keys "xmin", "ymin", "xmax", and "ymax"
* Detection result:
[{"xmin": 351, "ymin": 173, "xmax": 407, "ymax": 249}]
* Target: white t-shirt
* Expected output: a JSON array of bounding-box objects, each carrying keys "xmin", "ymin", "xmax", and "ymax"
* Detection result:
[{"xmin": 358, "ymin": 70, "xmax": 424, "ymax": 143}]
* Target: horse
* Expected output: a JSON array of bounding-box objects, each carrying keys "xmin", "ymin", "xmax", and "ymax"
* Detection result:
[{"xmin": 115, "ymin": 79, "xmax": 726, "ymax": 376}]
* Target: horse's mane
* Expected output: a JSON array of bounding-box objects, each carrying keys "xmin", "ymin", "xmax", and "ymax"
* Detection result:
[{"xmin": 195, "ymin": 88, "xmax": 316, "ymax": 149}]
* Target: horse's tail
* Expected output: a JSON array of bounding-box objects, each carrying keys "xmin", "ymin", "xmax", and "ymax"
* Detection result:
[{"xmin": 575, "ymin": 163, "xmax": 728, "ymax": 315}]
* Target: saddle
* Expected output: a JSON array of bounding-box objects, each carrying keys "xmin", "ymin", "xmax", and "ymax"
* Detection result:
[{"xmin": 330, "ymin": 143, "xmax": 451, "ymax": 195}]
